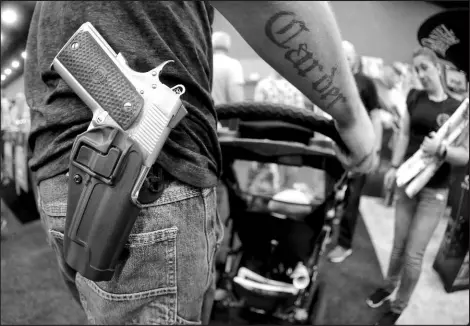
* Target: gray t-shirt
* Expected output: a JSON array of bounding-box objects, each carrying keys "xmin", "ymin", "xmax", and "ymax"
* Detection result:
[{"xmin": 25, "ymin": 1, "xmax": 221, "ymax": 188}]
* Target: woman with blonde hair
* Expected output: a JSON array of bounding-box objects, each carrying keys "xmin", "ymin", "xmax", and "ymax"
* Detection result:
[{"xmin": 366, "ymin": 46, "xmax": 469, "ymax": 325}]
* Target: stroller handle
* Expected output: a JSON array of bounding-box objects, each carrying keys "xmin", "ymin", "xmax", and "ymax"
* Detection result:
[{"xmin": 215, "ymin": 102, "xmax": 349, "ymax": 153}]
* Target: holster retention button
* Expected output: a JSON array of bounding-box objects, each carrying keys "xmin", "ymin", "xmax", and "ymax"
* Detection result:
[{"xmin": 75, "ymin": 145, "xmax": 121, "ymax": 178}]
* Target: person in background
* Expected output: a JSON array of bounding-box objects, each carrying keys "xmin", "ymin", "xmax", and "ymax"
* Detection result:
[
  {"xmin": 253, "ymin": 71, "xmax": 306, "ymax": 109},
  {"xmin": 211, "ymin": 30, "xmax": 245, "ymax": 290},
  {"xmin": 211, "ymin": 31, "xmax": 245, "ymax": 108},
  {"xmin": 367, "ymin": 47, "xmax": 469, "ymax": 326},
  {"xmin": 327, "ymin": 40, "xmax": 382, "ymax": 263},
  {"xmin": 1, "ymin": 96, "xmax": 12, "ymax": 236},
  {"xmin": 1, "ymin": 97, "xmax": 10, "ymax": 178},
  {"xmin": 373, "ymin": 65, "xmax": 409, "ymax": 152},
  {"xmin": 249, "ymin": 71, "xmax": 307, "ymax": 191},
  {"xmin": 1, "ymin": 96, "xmax": 13, "ymax": 185}
]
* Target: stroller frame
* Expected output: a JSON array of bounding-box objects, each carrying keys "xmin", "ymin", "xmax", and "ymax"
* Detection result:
[{"xmin": 214, "ymin": 126, "xmax": 350, "ymax": 324}]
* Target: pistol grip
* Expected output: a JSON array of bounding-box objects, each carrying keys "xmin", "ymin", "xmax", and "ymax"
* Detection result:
[{"xmin": 54, "ymin": 23, "xmax": 143, "ymax": 129}]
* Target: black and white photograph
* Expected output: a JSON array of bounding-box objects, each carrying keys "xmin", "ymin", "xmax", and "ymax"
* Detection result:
[{"xmin": 1, "ymin": 1, "xmax": 468, "ymax": 325}]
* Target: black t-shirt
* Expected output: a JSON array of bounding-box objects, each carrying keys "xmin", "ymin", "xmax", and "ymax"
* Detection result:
[
  {"xmin": 405, "ymin": 89, "xmax": 461, "ymax": 189},
  {"xmin": 354, "ymin": 72, "xmax": 380, "ymax": 114},
  {"xmin": 25, "ymin": 1, "xmax": 221, "ymax": 188}
]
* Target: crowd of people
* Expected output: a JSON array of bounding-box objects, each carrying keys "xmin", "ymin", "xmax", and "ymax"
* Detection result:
[
  {"xmin": 1, "ymin": 92, "xmax": 31, "ymax": 237},
  {"xmin": 1, "ymin": 1, "xmax": 467, "ymax": 325},
  {"xmin": 210, "ymin": 29, "xmax": 468, "ymax": 326}
]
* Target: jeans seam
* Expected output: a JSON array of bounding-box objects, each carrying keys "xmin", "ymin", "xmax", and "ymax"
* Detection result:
[
  {"xmin": 79, "ymin": 292, "xmax": 96, "ymax": 324},
  {"xmin": 141, "ymin": 186, "xmax": 201, "ymax": 208},
  {"xmin": 203, "ymin": 192, "xmax": 211, "ymax": 288},
  {"xmin": 78, "ymin": 273, "xmax": 178, "ymax": 301},
  {"xmin": 127, "ymin": 227, "xmax": 178, "ymax": 247},
  {"xmin": 167, "ymin": 229, "xmax": 177, "ymax": 324}
]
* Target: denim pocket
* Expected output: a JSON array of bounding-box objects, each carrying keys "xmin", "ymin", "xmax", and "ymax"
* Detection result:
[
  {"xmin": 75, "ymin": 226, "xmax": 179, "ymax": 325},
  {"xmin": 38, "ymin": 174, "xmax": 207, "ymax": 324}
]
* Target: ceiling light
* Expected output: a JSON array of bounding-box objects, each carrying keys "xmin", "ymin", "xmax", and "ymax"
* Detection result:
[
  {"xmin": 2, "ymin": 9, "xmax": 18, "ymax": 25},
  {"xmin": 1, "ymin": 75, "xmax": 5, "ymax": 81},
  {"xmin": 5, "ymin": 68, "xmax": 12, "ymax": 75},
  {"xmin": 21, "ymin": 51, "xmax": 26, "ymax": 59},
  {"xmin": 12, "ymin": 60, "xmax": 20, "ymax": 69}
]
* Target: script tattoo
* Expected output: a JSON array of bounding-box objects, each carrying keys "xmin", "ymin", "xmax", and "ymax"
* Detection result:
[
  {"xmin": 265, "ymin": 11, "xmax": 347, "ymax": 110},
  {"xmin": 265, "ymin": 11, "xmax": 310, "ymax": 49},
  {"xmin": 285, "ymin": 43, "xmax": 323, "ymax": 77}
]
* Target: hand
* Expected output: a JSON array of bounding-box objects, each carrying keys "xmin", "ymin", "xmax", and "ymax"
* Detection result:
[
  {"xmin": 334, "ymin": 143, "xmax": 380, "ymax": 175},
  {"xmin": 384, "ymin": 167, "xmax": 397, "ymax": 190},
  {"xmin": 333, "ymin": 112, "xmax": 380, "ymax": 174},
  {"xmin": 420, "ymin": 132, "xmax": 442, "ymax": 156}
]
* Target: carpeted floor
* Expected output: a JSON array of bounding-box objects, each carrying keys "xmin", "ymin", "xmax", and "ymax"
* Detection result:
[
  {"xmin": 315, "ymin": 217, "xmax": 386, "ymax": 326},
  {"xmin": 1, "ymin": 219, "xmax": 87, "ymax": 325}
]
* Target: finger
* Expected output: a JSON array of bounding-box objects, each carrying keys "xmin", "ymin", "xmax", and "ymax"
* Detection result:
[{"xmin": 429, "ymin": 131, "xmax": 437, "ymax": 138}]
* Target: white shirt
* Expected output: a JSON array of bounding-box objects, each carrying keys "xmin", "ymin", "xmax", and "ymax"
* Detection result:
[
  {"xmin": 253, "ymin": 75, "xmax": 305, "ymax": 109},
  {"xmin": 212, "ymin": 52, "xmax": 245, "ymax": 106}
]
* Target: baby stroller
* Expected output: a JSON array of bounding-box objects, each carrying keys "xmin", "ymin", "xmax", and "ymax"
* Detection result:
[{"xmin": 213, "ymin": 102, "xmax": 351, "ymax": 324}]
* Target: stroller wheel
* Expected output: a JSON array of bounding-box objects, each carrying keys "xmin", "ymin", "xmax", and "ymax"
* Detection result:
[{"xmin": 309, "ymin": 282, "xmax": 327, "ymax": 325}]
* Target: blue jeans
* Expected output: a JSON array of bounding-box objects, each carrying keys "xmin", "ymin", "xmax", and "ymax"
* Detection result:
[
  {"xmin": 384, "ymin": 186, "xmax": 448, "ymax": 313},
  {"xmin": 37, "ymin": 172, "xmax": 224, "ymax": 324}
]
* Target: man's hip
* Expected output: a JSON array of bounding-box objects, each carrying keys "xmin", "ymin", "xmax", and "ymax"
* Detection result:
[{"xmin": 37, "ymin": 170, "xmax": 224, "ymax": 324}]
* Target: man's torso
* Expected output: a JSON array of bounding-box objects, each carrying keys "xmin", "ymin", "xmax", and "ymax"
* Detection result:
[{"xmin": 25, "ymin": 1, "xmax": 221, "ymax": 188}]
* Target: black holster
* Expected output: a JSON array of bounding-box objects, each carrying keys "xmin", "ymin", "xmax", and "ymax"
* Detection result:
[{"xmin": 64, "ymin": 125, "xmax": 152, "ymax": 282}]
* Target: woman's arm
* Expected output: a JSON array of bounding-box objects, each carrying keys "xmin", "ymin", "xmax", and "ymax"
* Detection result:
[{"xmin": 441, "ymin": 127, "xmax": 469, "ymax": 166}]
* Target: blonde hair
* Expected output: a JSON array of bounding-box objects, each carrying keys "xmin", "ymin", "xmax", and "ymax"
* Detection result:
[
  {"xmin": 412, "ymin": 47, "xmax": 449, "ymax": 92},
  {"xmin": 412, "ymin": 47, "xmax": 440, "ymax": 67}
]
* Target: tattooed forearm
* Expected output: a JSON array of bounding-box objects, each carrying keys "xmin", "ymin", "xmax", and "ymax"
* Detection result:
[{"xmin": 265, "ymin": 11, "xmax": 347, "ymax": 111}]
